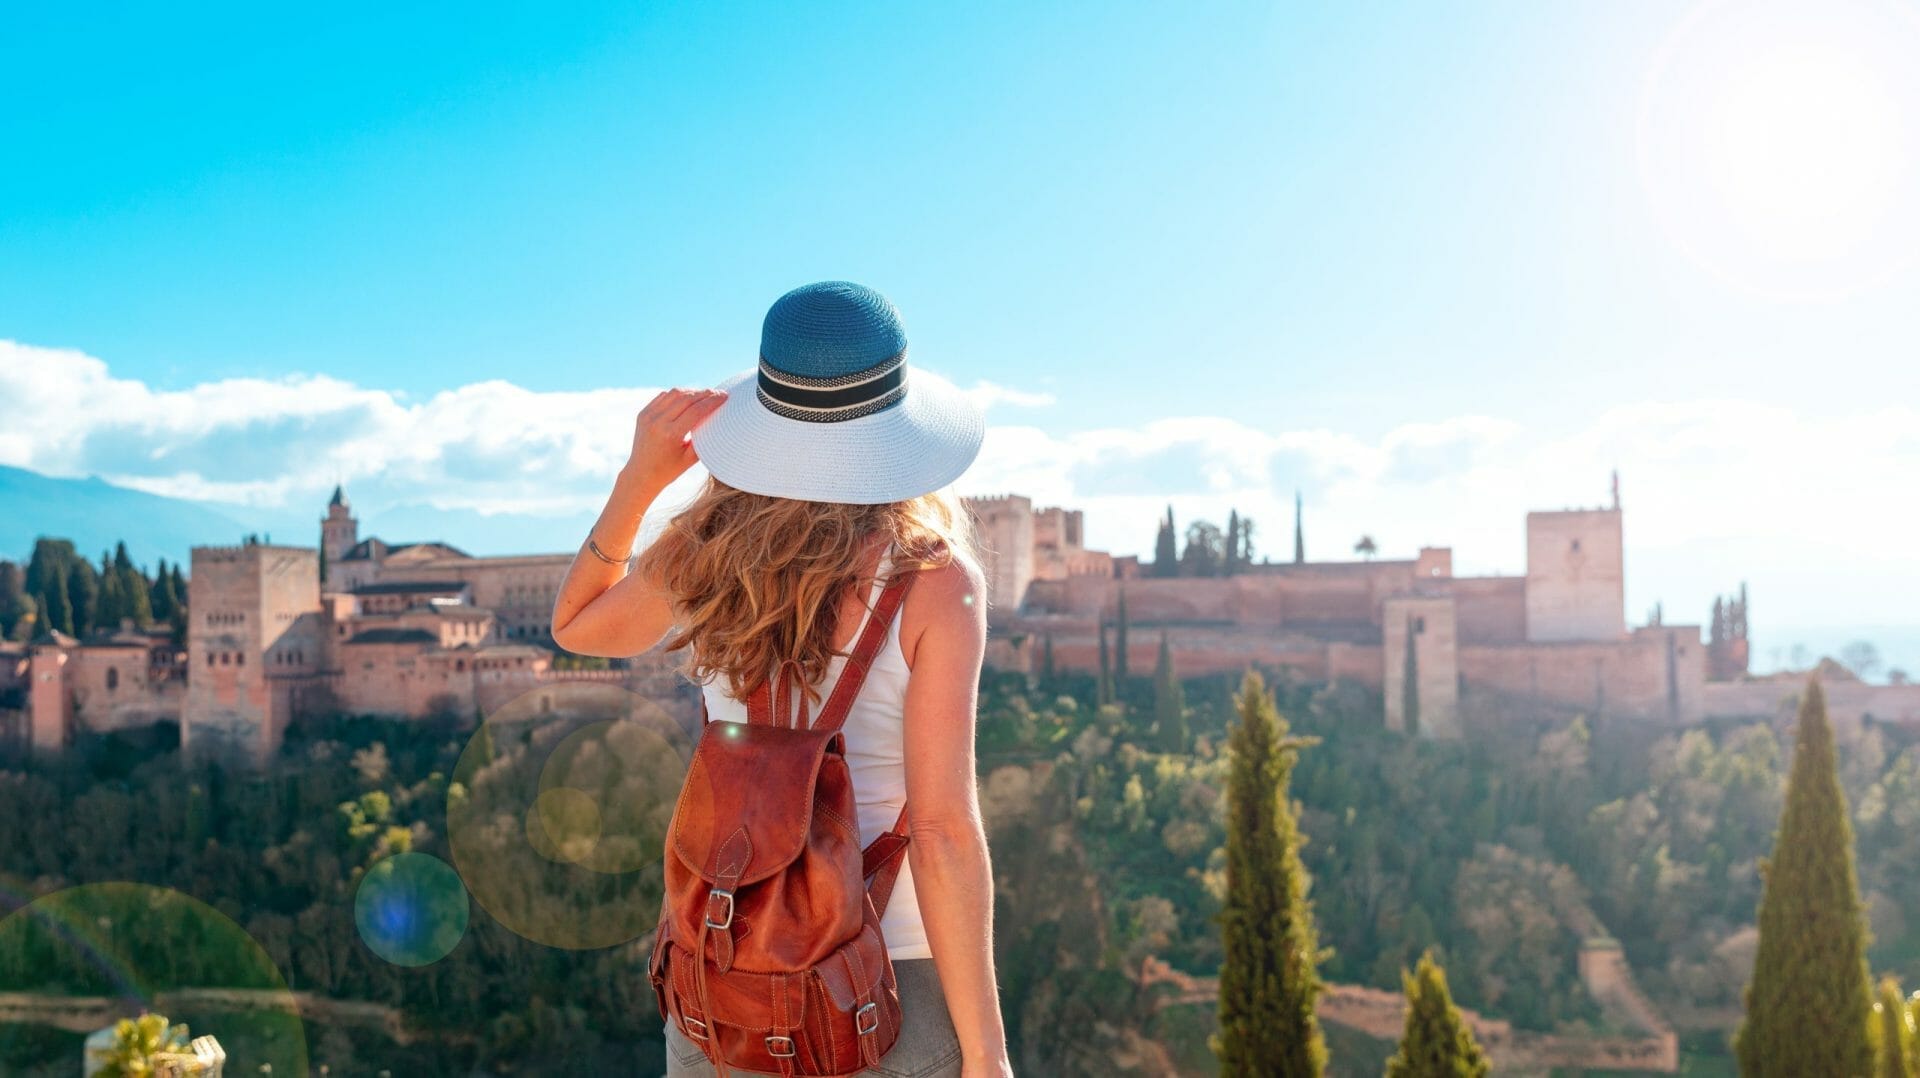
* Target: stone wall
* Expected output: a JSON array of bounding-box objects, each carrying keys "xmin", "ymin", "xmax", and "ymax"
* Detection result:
[
  {"xmin": 1701, "ymin": 679, "xmax": 1920, "ymax": 727},
  {"xmin": 1459, "ymin": 624, "xmax": 1703, "ymax": 723}
]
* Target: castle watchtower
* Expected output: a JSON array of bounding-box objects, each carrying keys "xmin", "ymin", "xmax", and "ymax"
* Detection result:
[
  {"xmin": 321, "ymin": 484, "xmax": 358, "ymax": 585},
  {"xmin": 961, "ymin": 494, "xmax": 1035, "ymax": 627},
  {"xmin": 1524, "ymin": 508, "xmax": 1625, "ymax": 642},
  {"xmin": 184, "ymin": 541, "xmax": 324, "ymax": 760}
]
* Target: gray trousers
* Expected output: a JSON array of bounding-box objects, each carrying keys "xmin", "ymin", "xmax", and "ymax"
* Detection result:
[{"xmin": 664, "ymin": 958, "xmax": 962, "ymax": 1078}]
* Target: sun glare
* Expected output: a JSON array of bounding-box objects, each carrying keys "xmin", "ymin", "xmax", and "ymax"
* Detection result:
[{"xmin": 1638, "ymin": 0, "xmax": 1920, "ymax": 300}]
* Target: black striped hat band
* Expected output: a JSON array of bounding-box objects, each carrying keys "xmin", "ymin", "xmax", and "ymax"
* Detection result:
[{"xmin": 755, "ymin": 352, "xmax": 908, "ymax": 423}]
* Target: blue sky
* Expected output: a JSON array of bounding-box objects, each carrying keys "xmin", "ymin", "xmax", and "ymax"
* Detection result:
[{"xmin": 3, "ymin": 2, "xmax": 1918, "ymax": 672}]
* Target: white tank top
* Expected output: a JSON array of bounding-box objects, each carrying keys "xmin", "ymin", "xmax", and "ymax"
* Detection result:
[{"xmin": 694, "ymin": 540, "xmax": 930, "ymax": 961}]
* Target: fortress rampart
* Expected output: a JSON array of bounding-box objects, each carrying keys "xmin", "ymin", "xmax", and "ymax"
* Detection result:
[{"xmin": 14, "ymin": 483, "xmax": 1906, "ymax": 758}]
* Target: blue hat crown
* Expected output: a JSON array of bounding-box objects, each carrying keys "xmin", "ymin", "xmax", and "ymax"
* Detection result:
[{"xmin": 760, "ymin": 281, "xmax": 907, "ymax": 378}]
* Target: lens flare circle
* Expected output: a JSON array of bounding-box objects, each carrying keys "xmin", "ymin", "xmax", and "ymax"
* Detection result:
[
  {"xmin": 0, "ymin": 882, "xmax": 309, "ymax": 1076},
  {"xmin": 529, "ymin": 786, "xmax": 603, "ymax": 864},
  {"xmin": 352, "ymin": 852, "xmax": 471, "ymax": 967},
  {"xmin": 446, "ymin": 680, "xmax": 695, "ymax": 950}
]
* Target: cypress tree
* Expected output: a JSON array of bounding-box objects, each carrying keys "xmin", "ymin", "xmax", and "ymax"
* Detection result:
[
  {"xmin": 1040, "ymin": 632, "xmax": 1055, "ymax": 688},
  {"xmin": 1096, "ymin": 621, "xmax": 1112, "ymax": 706},
  {"xmin": 1217, "ymin": 668, "xmax": 1327, "ymax": 1077},
  {"xmin": 1153, "ymin": 630, "xmax": 1188, "ymax": 753},
  {"xmin": 1293, "ymin": 489, "xmax": 1305, "ymax": 565},
  {"xmin": 1874, "ymin": 975, "xmax": 1914, "ymax": 1078},
  {"xmin": 97, "ymin": 568, "xmax": 126, "ymax": 629},
  {"xmin": 1910, "ymin": 993, "xmax": 1920, "ymax": 1077},
  {"xmin": 1154, "ymin": 505, "xmax": 1179, "ymax": 577},
  {"xmin": 66, "ymin": 556, "xmax": 98, "ymax": 636},
  {"xmin": 43, "ymin": 560, "xmax": 74, "ymax": 637},
  {"xmin": 1226, "ymin": 510, "xmax": 1242, "ymax": 576},
  {"xmin": 150, "ymin": 558, "xmax": 176, "ymax": 621},
  {"xmin": 1385, "ymin": 950, "xmax": 1490, "ymax": 1078},
  {"xmin": 0, "ymin": 560, "xmax": 26, "ymax": 640},
  {"xmin": 1403, "ymin": 615, "xmax": 1420, "ymax": 735},
  {"xmin": 1115, "ymin": 586, "xmax": 1130, "ymax": 681},
  {"xmin": 115, "ymin": 542, "xmax": 152, "ymax": 625},
  {"xmin": 1734, "ymin": 678, "xmax": 1873, "ymax": 1077}
]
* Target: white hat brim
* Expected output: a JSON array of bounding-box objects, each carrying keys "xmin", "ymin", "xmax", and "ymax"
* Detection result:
[{"xmin": 689, "ymin": 363, "xmax": 985, "ymax": 504}]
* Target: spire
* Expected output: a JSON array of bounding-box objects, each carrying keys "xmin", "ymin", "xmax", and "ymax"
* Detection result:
[
  {"xmin": 1611, "ymin": 469, "xmax": 1620, "ymax": 510},
  {"xmin": 329, "ymin": 483, "xmax": 350, "ymax": 510},
  {"xmin": 1293, "ymin": 489, "xmax": 1305, "ymax": 565}
]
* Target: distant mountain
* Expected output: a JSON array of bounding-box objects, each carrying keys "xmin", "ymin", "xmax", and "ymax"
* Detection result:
[
  {"xmin": 0, "ymin": 465, "xmax": 269, "ymax": 570},
  {"xmin": 0, "ymin": 464, "xmax": 607, "ymax": 573}
]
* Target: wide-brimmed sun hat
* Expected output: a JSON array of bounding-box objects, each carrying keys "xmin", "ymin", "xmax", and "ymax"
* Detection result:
[{"xmin": 691, "ymin": 280, "xmax": 986, "ymax": 504}]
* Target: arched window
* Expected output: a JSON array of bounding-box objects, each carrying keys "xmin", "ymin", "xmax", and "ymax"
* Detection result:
[{"xmin": 106, "ymin": 668, "xmax": 119, "ymax": 691}]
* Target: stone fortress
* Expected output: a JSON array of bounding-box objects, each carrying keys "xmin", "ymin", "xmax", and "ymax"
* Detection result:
[
  {"xmin": 7, "ymin": 479, "xmax": 1916, "ymax": 759},
  {"xmin": 967, "ymin": 483, "xmax": 1920, "ymax": 733}
]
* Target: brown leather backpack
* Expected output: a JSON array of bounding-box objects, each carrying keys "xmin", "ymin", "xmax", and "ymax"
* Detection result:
[{"xmin": 650, "ymin": 562, "xmax": 918, "ymax": 1077}]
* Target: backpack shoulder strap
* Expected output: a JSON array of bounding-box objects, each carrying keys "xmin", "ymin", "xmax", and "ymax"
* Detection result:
[
  {"xmin": 862, "ymin": 804, "xmax": 912, "ymax": 917},
  {"xmin": 812, "ymin": 543, "xmax": 913, "ymax": 733}
]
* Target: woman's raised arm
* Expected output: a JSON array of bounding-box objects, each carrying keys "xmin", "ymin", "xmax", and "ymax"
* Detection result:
[{"xmin": 549, "ymin": 388, "xmax": 725, "ymax": 658}]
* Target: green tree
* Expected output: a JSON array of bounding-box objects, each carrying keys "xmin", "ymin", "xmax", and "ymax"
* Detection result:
[
  {"xmin": 98, "ymin": 553, "xmax": 126, "ymax": 628},
  {"xmin": 66, "ymin": 555, "xmax": 98, "ymax": 636},
  {"xmin": 150, "ymin": 557, "xmax": 177, "ymax": 621},
  {"xmin": 0, "ymin": 560, "xmax": 31, "ymax": 640},
  {"xmin": 1097, "ymin": 621, "xmax": 1113, "ymax": 706},
  {"xmin": 42, "ymin": 558, "xmax": 74, "ymax": 637},
  {"xmin": 1873, "ymin": 975, "xmax": 1914, "ymax": 1078},
  {"xmin": 1734, "ymin": 678, "xmax": 1874, "ymax": 1077},
  {"xmin": 1153, "ymin": 631, "xmax": 1188, "ymax": 753},
  {"xmin": 1403, "ymin": 615, "xmax": 1420, "ymax": 735},
  {"xmin": 1226, "ymin": 510, "xmax": 1242, "ymax": 575},
  {"xmin": 1154, "ymin": 505, "xmax": 1179, "ymax": 577},
  {"xmin": 114, "ymin": 542, "xmax": 153, "ymax": 625},
  {"xmin": 1293, "ymin": 489, "xmax": 1305, "ymax": 564},
  {"xmin": 1385, "ymin": 950, "xmax": 1490, "ymax": 1078},
  {"xmin": 1115, "ymin": 586, "xmax": 1130, "ymax": 680},
  {"xmin": 1040, "ymin": 632, "xmax": 1056, "ymax": 687},
  {"xmin": 1217, "ymin": 668, "xmax": 1327, "ymax": 1077},
  {"xmin": 87, "ymin": 1012, "xmax": 192, "ymax": 1077}
]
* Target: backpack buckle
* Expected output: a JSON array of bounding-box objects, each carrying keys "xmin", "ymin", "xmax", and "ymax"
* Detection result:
[
  {"xmin": 765, "ymin": 1035, "xmax": 796, "ymax": 1058},
  {"xmin": 704, "ymin": 888, "xmax": 735, "ymax": 930},
  {"xmin": 854, "ymin": 1001, "xmax": 879, "ymax": 1035}
]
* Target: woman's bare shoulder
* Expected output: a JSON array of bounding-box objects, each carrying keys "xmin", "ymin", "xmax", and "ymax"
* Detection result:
[{"xmin": 901, "ymin": 555, "xmax": 986, "ymax": 667}]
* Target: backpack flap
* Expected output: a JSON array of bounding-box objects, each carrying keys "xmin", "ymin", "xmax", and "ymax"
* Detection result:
[{"xmin": 669, "ymin": 720, "xmax": 842, "ymax": 888}]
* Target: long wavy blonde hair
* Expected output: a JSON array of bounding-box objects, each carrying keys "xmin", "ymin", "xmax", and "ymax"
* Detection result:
[{"xmin": 636, "ymin": 475, "xmax": 985, "ymax": 710}]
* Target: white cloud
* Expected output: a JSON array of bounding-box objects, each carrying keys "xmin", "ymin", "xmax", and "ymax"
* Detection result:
[
  {"xmin": 4, "ymin": 338, "xmax": 1915, "ymax": 638},
  {"xmin": 961, "ymin": 379, "xmax": 1056, "ymax": 411}
]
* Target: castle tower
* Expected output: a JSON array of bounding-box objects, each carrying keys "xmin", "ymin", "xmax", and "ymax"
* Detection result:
[
  {"xmin": 960, "ymin": 495, "xmax": 1034, "ymax": 627},
  {"xmin": 28, "ymin": 642, "xmax": 72, "ymax": 753},
  {"xmin": 1524, "ymin": 507, "xmax": 1626, "ymax": 642},
  {"xmin": 184, "ymin": 540, "xmax": 324, "ymax": 760},
  {"xmin": 1383, "ymin": 595, "xmax": 1460, "ymax": 737},
  {"xmin": 321, "ymin": 484, "xmax": 358, "ymax": 580}
]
